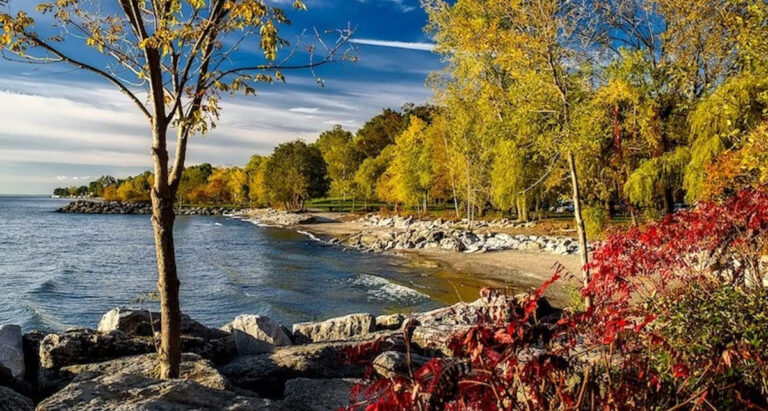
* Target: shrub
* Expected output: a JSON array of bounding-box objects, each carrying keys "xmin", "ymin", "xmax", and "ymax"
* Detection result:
[
  {"xmin": 348, "ymin": 189, "xmax": 768, "ymax": 410},
  {"xmin": 582, "ymin": 205, "xmax": 607, "ymax": 238}
]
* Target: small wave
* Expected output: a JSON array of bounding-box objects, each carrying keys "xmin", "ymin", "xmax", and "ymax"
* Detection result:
[
  {"xmin": 296, "ymin": 230, "xmax": 322, "ymax": 242},
  {"xmin": 349, "ymin": 274, "xmax": 428, "ymax": 303},
  {"xmin": 214, "ymin": 222, "xmax": 223, "ymax": 226},
  {"xmin": 29, "ymin": 277, "xmax": 60, "ymax": 295},
  {"xmin": 244, "ymin": 219, "xmax": 280, "ymax": 228},
  {"xmin": 20, "ymin": 301, "xmax": 70, "ymax": 332}
]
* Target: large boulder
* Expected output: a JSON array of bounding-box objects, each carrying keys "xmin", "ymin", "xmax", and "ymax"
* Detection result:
[
  {"xmin": 98, "ymin": 307, "xmax": 224, "ymax": 340},
  {"xmin": 37, "ymin": 329, "xmax": 154, "ymax": 394},
  {"xmin": 220, "ymin": 331, "xmax": 403, "ymax": 398},
  {"xmin": 39, "ymin": 329, "xmax": 153, "ymax": 371},
  {"xmin": 0, "ymin": 386, "xmax": 33, "ymax": 411},
  {"xmin": 36, "ymin": 373, "xmax": 271, "ymax": 411},
  {"xmin": 414, "ymin": 295, "xmax": 559, "ymax": 327},
  {"xmin": 281, "ymin": 378, "xmax": 360, "ymax": 411},
  {"xmin": 98, "ymin": 308, "xmax": 238, "ymax": 364},
  {"xmin": 60, "ymin": 353, "xmax": 229, "ymax": 391},
  {"xmin": 222, "ymin": 315, "xmax": 292, "ymax": 355},
  {"xmin": 292, "ymin": 313, "xmax": 376, "ymax": 344},
  {"xmin": 37, "ymin": 353, "xmax": 273, "ymax": 410},
  {"xmin": 0, "ymin": 326, "xmax": 23, "ymax": 379}
]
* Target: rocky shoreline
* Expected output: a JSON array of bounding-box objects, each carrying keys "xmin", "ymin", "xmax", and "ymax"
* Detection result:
[
  {"xmin": 242, "ymin": 209, "xmax": 587, "ymax": 258},
  {"xmin": 338, "ymin": 214, "xmax": 586, "ymax": 256},
  {"xmin": 56, "ymin": 200, "xmax": 245, "ymax": 216},
  {"xmin": 0, "ymin": 293, "xmax": 557, "ymax": 410}
]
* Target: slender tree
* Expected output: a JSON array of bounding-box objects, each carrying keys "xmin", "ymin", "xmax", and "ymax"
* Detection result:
[{"xmin": 0, "ymin": 0, "xmax": 352, "ymax": 378}]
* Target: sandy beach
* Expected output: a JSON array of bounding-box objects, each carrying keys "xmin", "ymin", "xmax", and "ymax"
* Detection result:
[{"xmin": 291, "ymin": 211, "xmax": 584, "ymax": 307}]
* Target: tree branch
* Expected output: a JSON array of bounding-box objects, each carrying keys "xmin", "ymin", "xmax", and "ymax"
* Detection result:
[{"xmin": 22, "ymin": 31, "xmax": 151, "ymax": 120}]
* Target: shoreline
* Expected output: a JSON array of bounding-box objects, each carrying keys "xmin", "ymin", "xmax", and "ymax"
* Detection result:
[
  {"xmin": 52, "ymin": 200, "xmax": 582, "ymax": 307},
  {"xmin": 283, "ymin": 211, "xmax": 582, "ymax": 307}
]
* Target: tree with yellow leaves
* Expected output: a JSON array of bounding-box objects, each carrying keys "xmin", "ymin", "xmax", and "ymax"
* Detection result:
[
  {"xmin": 426, "ymin": 0, "xmax": 599, "ymax": 291},
  {"xmin": 1, "ymin": 0, "xmax": 353, "ymax": 377}
]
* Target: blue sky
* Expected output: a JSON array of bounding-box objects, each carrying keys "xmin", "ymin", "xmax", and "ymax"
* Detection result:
[{"xmin": 0, "ymin": 0, "xmax": 445, "ymax": 194}]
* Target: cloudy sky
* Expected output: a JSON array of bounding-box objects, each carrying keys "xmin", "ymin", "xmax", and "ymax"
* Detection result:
[{"xmin": 0, "ymin": 0, "xmax": 444, "ymax": 194}]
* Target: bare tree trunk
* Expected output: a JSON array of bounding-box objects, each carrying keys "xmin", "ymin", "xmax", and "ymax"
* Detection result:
[
  {"xmin": 150, "ymin": 126, "xmax": 182, "ymax": 379},
  {"xmin": 662, "ymin": 185, "xmax": 674, "ymax": 215},
  {"xmin": 568, "ymin": 151, "xmax": 590, "ymax": 308},
  {"xmin": 466, "ymin": 167, "xmax": 472, "ymax": 230}
]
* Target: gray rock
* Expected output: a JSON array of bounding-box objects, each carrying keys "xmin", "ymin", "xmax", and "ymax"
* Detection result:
[
  {"xmin": 220, "ymin": 332, "xmax": 403, "ymax": 397},
  {"xmin": 411, "ymin": 324, "xmax": 472, "ymax": 357},
  {"xmin": 39, "ymin": 329, "xmax": 154, "ymax": 371},
  {"xmin": 281, "ymin": 378, "xmax": 360, "ymax": 411},
  {"xmin": 98, "ymin": 307, "xmax": 226, "ymax": 340},
  {"xmin": 0, "ymin": 386, "xmax": 33, "ymax": 411},
  {"xmin": 372, "ymin": 351, "xmax": 431, "ymax": 378},
  {"xmin": 36, "ymin": 372, "xmax": 271, "ymax": 411},
  {"xmin": 0, "ymin": 364, "xmax": 32, "ymax": 400},
  {"xmin": 59, "ymin": 353, "xmax": 229, "ymax": 391},
  {"xmin": 375, "ymin": 314, "xmax": 405, "ymax": 331},
  {"xmin": 413, "ymin": 302, "xmax": 481, "ymax": 326},
  {"xmin": 0, "ymin": 326, "xmax": 23, "ymax": 379},
  {"xmin": 21, "ymin": 331, "xmax": 44, "ymax": 389},
  {"xmin": 222, "ymin": 315, "xmax": 292, "ymax": 355},
  {"xmin": 97, "ymin": 309, "xmax": 237, "ymax": 364},
  {"xmin": 292, "ymin": 314, "xmax": 375, "ymax": 344}
]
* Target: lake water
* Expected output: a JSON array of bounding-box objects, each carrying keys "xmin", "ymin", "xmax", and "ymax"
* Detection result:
[{"xmin": 0, "ymin": 197, "xmax": 454, "ymax": 332}]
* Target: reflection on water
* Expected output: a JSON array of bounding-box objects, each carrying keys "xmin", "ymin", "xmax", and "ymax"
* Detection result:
[{"xmin": 0, "ymin": 197, "xmax": 518, "ymax": 332}]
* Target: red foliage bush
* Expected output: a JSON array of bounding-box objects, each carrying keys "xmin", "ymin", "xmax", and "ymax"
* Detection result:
[{"xmin": 348, "ymin": 189, "xmax": 768, "ymax": 410}]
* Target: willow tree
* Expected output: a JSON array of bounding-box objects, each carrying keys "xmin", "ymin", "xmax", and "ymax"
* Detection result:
[
  {"xmin": 0, "ymin": 0, "xmax": 352, "ymax": 378},
  {"xmin": 594, "ymin": 0, "xmax": 740, "ymax": 213}
]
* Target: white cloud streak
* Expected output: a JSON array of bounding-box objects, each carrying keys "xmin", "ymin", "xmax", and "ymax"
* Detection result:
[{"xmin": 350, "ymin": 38, "xmax": 436, "ymax": 52}]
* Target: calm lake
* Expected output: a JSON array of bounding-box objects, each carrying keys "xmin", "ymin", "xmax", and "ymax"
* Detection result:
[{"xmin": 0, "ymin": 197, "xmax": 458, "ymax": 332}]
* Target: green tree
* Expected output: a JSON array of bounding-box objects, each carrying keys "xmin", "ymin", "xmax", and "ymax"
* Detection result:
[
  {"xmin": 353, "ymin": 146, "xmax": 393, "ymax": 210},
  {"xmin": 314, "ymin": 125, "xmax": 361, "ymax": 203},
  {"xmin": 353, "ymin": 108, "xmax": 407, "ymax": 158},
  {"xmin": 264, "ymin": 140, "xmax": 328, "ymax": 211}
]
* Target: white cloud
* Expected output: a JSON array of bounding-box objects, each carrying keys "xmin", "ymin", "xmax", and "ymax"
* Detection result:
[
  {"xmin": 289, "ymin": 107, "xmax": 321, "ymax": 114},
  {"xmin": 355, "ymin": 0, "xmax": 417, "ymax": 13},
  {"xmin": 0, "ymin": 72, "xmax": 433, "ymax": 193},
  {"xmin": 350, "ymin": 38, "xmax": 435, "ymax": 51}
]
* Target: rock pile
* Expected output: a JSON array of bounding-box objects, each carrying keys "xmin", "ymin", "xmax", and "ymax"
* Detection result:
[
  {"xmin": 361, "ymin": 214, "xmax": 537, "ymax": 230},
  {"xmin": 246, "ymin": 209, "xmax": 319, "ymax": 226},
  {"xmin": 347, "ymin": 214, "xmax": 583, "ymax": 256},
  {"xmin": 0, "ymin": 293, "xmax": 558, "ymax": 409},
  {"xmin": 56, "ymin": 200, "xmax": 244, "ymax": 216}
]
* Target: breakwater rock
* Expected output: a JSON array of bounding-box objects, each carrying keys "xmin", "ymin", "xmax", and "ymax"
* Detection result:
[
  {"xmin": 345, "ymin": 214, "xmax": 585, "ymax": 256},
  {"xmin": 0, "ymin": 293, "xmax": 558, "ymax": 409},
  {"xmin": 56, "ymin": 200, "xmax": 245, "ymax": 216},
  {"xmin": 245, "ymin": 209, "xmax": 322, "ymax": 226}
]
